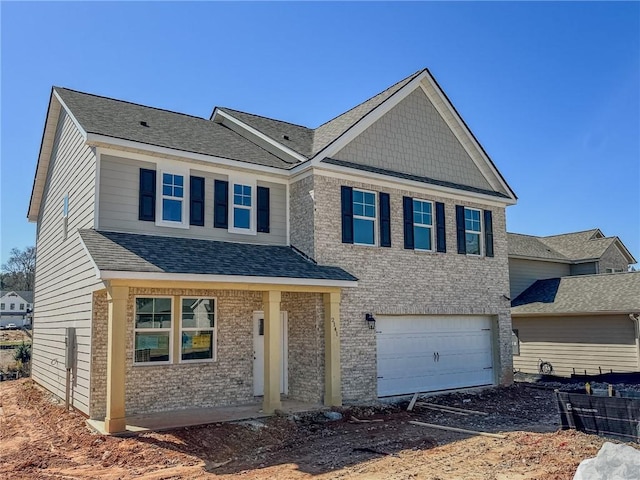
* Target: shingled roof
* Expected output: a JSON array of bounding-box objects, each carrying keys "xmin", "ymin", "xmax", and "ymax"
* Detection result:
[
  {"xmin": 507, "ymin": 229, "xmax": 636, "ymax": 264},
  {"xmin": 79, "ymin": 230, "xmax": 357, "ymax": 283},
  {"xmin": 215, "ymin": 69, "xmax": 423, "ymax": 159},
  {"xmin": 55, "ymin": 87, "xmax": 297, "ymax": 169},
  {"xmin": 511, "ymin": 272, "xmax": 640, "ymax": 315}
]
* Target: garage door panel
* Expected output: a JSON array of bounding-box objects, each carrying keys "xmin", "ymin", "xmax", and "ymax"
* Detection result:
[{"xmin": 377, "ymin": 315, "xmax": 494, "ymax": 397}]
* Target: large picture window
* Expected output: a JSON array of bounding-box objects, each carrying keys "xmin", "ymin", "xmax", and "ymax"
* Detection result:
[
  {"xmin": 413, "ymin": 199, "xmax": 433, "ymax": 251},
  {"xmin": 353, "ymin": 189, "xmax": 376, "ymax": 245},
  {"xmin": 464, "ymin": 207, "xmax": 482, "ymax": 255},
  {"xmin": 181, "ymin": 298, "xmax": 216, "ymax": 362},
  {"xmin": 134, "ymin": 297, "xmax": 172, "ymax": 364}
]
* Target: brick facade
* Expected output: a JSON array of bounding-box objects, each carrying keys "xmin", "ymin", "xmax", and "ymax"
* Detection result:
[{"xmin": 302, "ymin": 174, "xmax": 513, "ymax": 403}]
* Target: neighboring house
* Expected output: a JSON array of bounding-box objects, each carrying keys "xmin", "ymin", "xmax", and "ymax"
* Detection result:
[
  {"xmin": 508, "ymin": 229, "xmax": 635, "ymax": 299},
  {"xmin": 511, "ymin": 273, "xmax": 640, "ymax": 376},
  {"xmin": 28, "ymin": 68, "xmax": 517, "ymax": 433},
  {"xmin": 0, "ymin": 290, "xmax": 33, "ymax": 328},
  {"xmin": 507, "ymin": 230, "xmax": 639, "ymax": 377}
]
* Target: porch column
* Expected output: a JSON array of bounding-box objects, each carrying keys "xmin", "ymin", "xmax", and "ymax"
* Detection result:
[
  {"xmin": 105, "ymin": 285, "xmax": 128, "ymax": 433},
  {"xmin": 323, "ymin": 291, "xmax": 342, "ymax": 406},
  {"xmin": 262, "ymin": 290, "xmax": 282, "ymax": 413}
]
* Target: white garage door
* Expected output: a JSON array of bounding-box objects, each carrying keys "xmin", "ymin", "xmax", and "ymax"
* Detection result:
[{"xmin": 376, "ymin": 315, "xmax": 494, "ymax": 397}]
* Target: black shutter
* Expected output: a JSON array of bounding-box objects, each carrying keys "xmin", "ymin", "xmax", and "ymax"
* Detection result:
[
  {"xmin": 138, "ymin": 168, "xmax": 156, "ymax": 221},
  {"xmin": 436, "ymin": 201, "xmax": 446, "ymax": 253},
  {"xmin": 213, "ymin": 180, "xmax": 228, "ymax": 228},
  {"xmin": 189, "ymin": 176, "xmax": 205, "ymax": 226},
  {"xmin": 257, "ymin": 186, "xmax": 270, "ymax": 233},
  {"xmin": 403, "ymin": 196, "xmax": 414, "ymax": 250},
  {"xmin": 379, "ymin": 192, "xmax": 391, "ymax": 247},
  {"xmin": 341, "ymin": 186, "xmax": 353, "ymax": 244},
  {"xmin": 456, "ymin": 205, "xmax": 466, "ymax": 254},
  {"xmin": 484, "ymin": 209, "xmax": 494, "ymax": 257}
]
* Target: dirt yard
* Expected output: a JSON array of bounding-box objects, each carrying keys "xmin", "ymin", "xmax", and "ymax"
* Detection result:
[
  {"xmin": 0, "ymin": 329, "xmax": 31, "ymax": 373},
  {"xmin": 1, "ymin": 379, "xmax": 633, "ymax": 479}
]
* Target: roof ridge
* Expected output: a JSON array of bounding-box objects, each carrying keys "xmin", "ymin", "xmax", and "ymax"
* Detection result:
[
  {"xmin": 216, "ymin": 107, "xmax": 313, "ymax": 131},
  {"xmin": 54, "ymin": 86, "xmax": 209, "ymax": 122},
  {"xmin": 314, "ymin": 68, "xmax": 425, "ymax": 130},
  {"xmin": 542, "ymin": 228, "xmax": 601, "ymax": 238}
]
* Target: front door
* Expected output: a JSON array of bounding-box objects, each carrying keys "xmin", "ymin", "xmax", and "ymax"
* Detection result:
[{"xmin": 253, "ymin": 311, "xmax": 288, "ymax": 396}]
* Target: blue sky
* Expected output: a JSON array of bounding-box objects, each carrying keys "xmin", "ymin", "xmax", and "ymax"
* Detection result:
[{"xmin": 1, "ymin": 2, "xmax": 639, "ymax": 265}]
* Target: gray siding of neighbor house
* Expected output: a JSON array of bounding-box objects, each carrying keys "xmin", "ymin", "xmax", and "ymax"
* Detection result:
[
  {"xmin": 98, "ymin": 154, "xmax": 287, "ymax": 245},
  {"xmin": 31, "ymin": 108, "xmax": 102, "ymax": 415},
  {"xmin": 512, "ymin": 315, "xmax": 639, "ymax": 376},
  {"xmin": 570, "ymin": 262, "xmax": 598, "ymax": 276},
  {"xmin": 509, "ymin": 258, "xmax": 571, "ymax": 298},
  {"xmin": 308, "ymin": 173, "xmax": 513, "ymax": 403},
  {"xmin": 599, "ymin": 243, "xmax": 631, "ymax": 273},
  {"xmin": 333, "ymin": 89, "xmax": 495, "ymax": 193}
]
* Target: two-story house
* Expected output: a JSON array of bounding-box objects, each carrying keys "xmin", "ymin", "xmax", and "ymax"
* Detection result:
[
  {"xmin": 507, "ymin": 230, "xmax": 639, "ymax": 377},
  {"xmin": 28, "ymin": 69, "xmax": 517, "ymax": 433},
  {"xmin": 0, "ymin": 290, "xmax": 33, "ymax": 328}
]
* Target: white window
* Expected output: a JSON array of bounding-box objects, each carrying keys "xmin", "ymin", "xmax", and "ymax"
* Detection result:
[
  {"xmin": 181, "ymin": 298, "xmax": 216, "ymax": 362},
  {"xmin": 353, "ymin": 189, "xmax": 376, "ymax": 245},
  {"xmin": 464, "ymin": 207, "xmax": 482, "ymax": 255},
  {"xmin": 229, "ymin": 179, "xmax": 256, "ymax": 234},
  {"xmin": 19, "ymin": 304, "xmax": 24, "ymax": 310},
  {"xmin": 134, "ymin": 297, "xmax": 172, "ymax": 364},
  {"xmin": 10, "ymin": 303, "xmax": 15, "ymax": 310},
  {"xmin": 0, "ymin": 303, "xmax": 4, "ymax": 310},
  {"xmin": 161, "ymin": 173, "xmax": 184, "ymax": 222},
  {"xmin": 512, "ymin": 329, "xmax": 520, "ymax": 356},
  {"xmin": 413, "ymin": 199, "xmax": 434, "ymax": 251}
]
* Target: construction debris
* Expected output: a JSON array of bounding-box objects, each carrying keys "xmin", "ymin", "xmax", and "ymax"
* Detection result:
[
  {"xmin": 416, "ymin": 402, "xmax": 489, "ymax": 416},
  {"xmin": 416, "ymin": 404, "xmax": 469, "ymax": 416},
  {"xmin": 350, "ymin": 416, "xmax": 384, "ymax": 423},
  {"xmin": 408, "ymin": 420, "xmax": 507, "ymax": 439},
  {"xmin": 407, "ymin": 392, "xmax": 420, "ymax": 411}
]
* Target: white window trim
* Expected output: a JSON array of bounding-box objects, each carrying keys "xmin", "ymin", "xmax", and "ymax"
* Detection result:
[
  {"xmin": 464, "ymin": 207, "xmax": 483, "ymax": 256},
  {"xmin": 228, "ymin": 177, "xmax": 257, "ymax": 235},
  {"xmin": 133, "ymin": 296, "xmax": 174, "ymax": 366},
  {"xmin": 156, "ymin": 168, "xmax": 189, "ymax": 229},
  {"xmin": 413, "ymin": 198, "xmax": 435, "ymax": 252},
  {"xmin": 353, "ymin": 188, "xmax": 377, "ymax": 247},
  {"xmin": 179, "ymin": 296, "xmax": 217, "ymax": 364}
]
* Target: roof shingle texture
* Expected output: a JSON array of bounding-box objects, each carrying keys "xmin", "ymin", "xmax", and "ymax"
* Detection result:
[
  {"xmin": 55, "ymin": 88, "xmax": 296, "ymax": 169},
  {"xmin": 0, "ymin": 291, "xmax": 34, "ymax": 303},
  {"xmin": 79, "ymin": 230, "xmax": 357, "ymax": 282},
  {"xmin": 511, "ymin": 272, "xmax": 640, "ymax": 314}
]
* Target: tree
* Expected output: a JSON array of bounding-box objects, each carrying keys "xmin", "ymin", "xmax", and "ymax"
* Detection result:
[{"xmin": 1, "ymin": 247, "xmax": 36, "ymax": 291}]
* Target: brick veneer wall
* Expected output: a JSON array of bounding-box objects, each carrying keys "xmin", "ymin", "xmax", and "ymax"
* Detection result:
[
  {"xmin": 310, "ymin": 174, "xmax": 514, "ymax": 403},
  {"xmin": 89, "ymin": 288, "xmax": 325, "ymax": 418}
]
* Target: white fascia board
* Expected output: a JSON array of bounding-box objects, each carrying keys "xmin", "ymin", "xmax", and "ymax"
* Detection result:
[
  {"xmin": 291, "ymin": 71, "xmax": 429, "ymax": 173},
  {"xmin": 312, "ymin": 165, "xmax": 516, "ymax": 207},
  {"xmin": 98, "ymin": 270, "xmax": 358, "ymax": 288},
  {"xmin": 86, "ymin": 134, "xmax": 293, "ymax": 178},
  {"xmin": 511, "ymin": 310, "xmax": 634, "ymax": 318},
  {"xmin": 52, "ymin": 90, "xmax": 88, "ymax": 138},
  {"xmin": 95, "ymin": 146, "xmax": 289, "ymax": 185},
  {"xmin": 612, "ymin": 238, "xmax": 637, "ymax": 264},
  {"xmin": 420, "ymin": 74, "xmax": 516, "ymax": 201},
  {"xmin": 213, "ymin": 109, "xmax": 308, "ymax": 163},
  {"xmin": 77, "ymin": 234, "xmax": 102, "ymax": 279}
]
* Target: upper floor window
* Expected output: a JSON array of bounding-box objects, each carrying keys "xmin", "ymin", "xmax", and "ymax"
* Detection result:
[
  {"xmin": 352, "ymin": 189, "xmax": 376, "ymax": 245},
  {"xmin": 413, "ymin": 199, "xmax": 433, "ymax": 251},
  {"xmin": 10, "ymin": 303, "xmax": 15, "ymax": 310},
  {"xmin": 161, "ymin": 173, "xmax": 184, "ymax": 223},
  {"xmin": 455, "ymin": 205, "xmax": 494, "ymax": 257},
  {"xmin": 0, "ymin": 303, "xmax": 4, "ymax": 310},
  {"xmin": 464, "ymin": 208, "xmax": 482, "ymax": 255},
  {"xmin": 19, "ymin": 304, "xmax": 24, "ymax": 310},
  {"xmin": 233, "ymin": 183, "xmax": 252, "ymax": 230}
]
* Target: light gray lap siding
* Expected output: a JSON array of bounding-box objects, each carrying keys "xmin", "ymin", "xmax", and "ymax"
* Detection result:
[
  {"xmin": 509, "ymin": 258, "xmax": 571, "ymax": 298},
  {"xmin": 31, "ymin": 109, "xmax": 102, "ymax": 415},
  {"xmin": 98, "ymin": 155, "xmax": 287, "ymax": 244},
  {"xmin": 333, "ymin": 89, "xmax": 494, "ymax": 193}
]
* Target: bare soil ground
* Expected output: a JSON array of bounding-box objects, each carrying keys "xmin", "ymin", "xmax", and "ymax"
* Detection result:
[
  {"xmin": 1, "ymin": 379, "xmax": 634, "ymax": 479},
  {"xmin": 0, "ymin": 329, "xmax": 31, "ymax": 372}
]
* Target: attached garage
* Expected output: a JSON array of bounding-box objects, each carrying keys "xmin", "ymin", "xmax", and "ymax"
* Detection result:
[{"xmin": 376, "ymin": 315, "xmax": 495, "ymax": 397}]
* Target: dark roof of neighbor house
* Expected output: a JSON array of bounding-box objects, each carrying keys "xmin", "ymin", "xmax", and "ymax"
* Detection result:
[
  {"xmin": 0, "ymin": 291, "xmax": 34, "ymax": 304},
  {"xmin": 511, "ymin": 272, "xmax": 640, "ymax": 315},
  {"xmin": 79, "ymin": 230, "xmax": 357, "ymax": 282},
  {"xmin": 54, "ymin": 87, "xmax": 297, "ymax": 169},
  {"xmin": 216, "ymin": 70, "xmax": 422, "ymax": 159},
  {"xmin": 507, "ymin": 229, "xmax": 636, "ymax": 264}
]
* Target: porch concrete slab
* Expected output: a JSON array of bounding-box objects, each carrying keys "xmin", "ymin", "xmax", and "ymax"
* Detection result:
[{"xmin": 87, "ymin": 399, "xmax": 323, "ymax": 436}]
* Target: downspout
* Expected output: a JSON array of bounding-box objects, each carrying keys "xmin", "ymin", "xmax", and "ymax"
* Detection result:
[{"xmin": 630, "ymin": 313, "xmax": 640, "ymax": 370}]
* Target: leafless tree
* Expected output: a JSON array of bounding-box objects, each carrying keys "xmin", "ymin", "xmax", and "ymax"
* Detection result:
[{"xmin": 1, "ymin": 247, "xmax": 36, "ymax": 291}]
